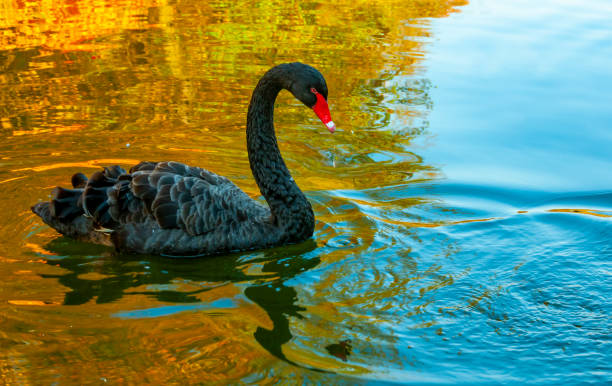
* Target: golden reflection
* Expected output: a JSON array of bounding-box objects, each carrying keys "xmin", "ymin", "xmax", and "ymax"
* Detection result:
[
  {"xmin": 13, "ymin": 158, "xmax": 141, "ymax": 172},
  {"xmin": 0, "ymin": 0, "xmax": 469, "ymax": 197},
  {"xmin": 0, "ymin": 0, "xmax": 160, "ymax": 51},
  {"xmin": 8, "ymin": 299, "xmax": 57, "ymax": 306},
  {"xmin": 360, "ymin": 212, "xmax": 499, "ymax": 228},
  {"xmin": 0, "ymin": 0, "xmax": 474, "ymax": 382},
  {"xmin": 466, "ymin": 289, "xmax": 492, "ymax": 310},
  {"xmin": 11, "ymin": 123, "xmax": 85, "ymax": 136},
  {"xmin": 24, "ymin": 242, "xmax": 56, "ymax": 255},
  {"xmin": 547, "ymin": 208, "xmax": 612, "ymax": 218},
  {"xmin": 517, "ymin": 208, "xmax": 612, "ymax": 218},
  {"xmin": 0, "ymin": 175, "xmax": 26, "ymax": 184}
]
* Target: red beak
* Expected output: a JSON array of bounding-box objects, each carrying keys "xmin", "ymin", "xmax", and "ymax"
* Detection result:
[{"xmin": 312, "ymin": 92, "xmax": 336, "ymax": 133}]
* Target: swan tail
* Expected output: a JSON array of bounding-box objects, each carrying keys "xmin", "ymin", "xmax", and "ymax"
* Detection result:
[
  {"xmin": 31, "ymin": 180, "xmax": 105, "ymax": 242},
  {"xmin": 32, "ymin": 200, "xmax": 112, "ymax": 246},
  {"xmin": 31, "ymin": 199, "xmax": 85, "ymax": 236},
  {"xmin": 31, "ymin": 171, "xmax": 118, "ymax": 246},
  {"xmin": 33, "ymin": 165, "xmax": 148, "ymax": 244}
]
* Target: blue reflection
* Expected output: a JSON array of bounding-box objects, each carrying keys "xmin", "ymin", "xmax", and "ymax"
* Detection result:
[
  {"xmin": 423, "ymin": 0, "xmax": 612, "ymax": 190},
  {"xmin": 113, "ymin": 298, "xmax": 237, "ymax": 319}
]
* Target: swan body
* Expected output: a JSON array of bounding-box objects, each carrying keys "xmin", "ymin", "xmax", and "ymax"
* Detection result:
[{"xmin": 32, "ymin": 63, "xmax": 335, "ymax": 257}]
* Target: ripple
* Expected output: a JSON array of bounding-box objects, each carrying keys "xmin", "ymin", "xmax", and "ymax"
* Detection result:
[{"xmin": 2, "ymin": 0, "xmax": 611, "ymax": 382}]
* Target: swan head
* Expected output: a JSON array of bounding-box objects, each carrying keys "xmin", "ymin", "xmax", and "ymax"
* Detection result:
[{"xmin": 282, "ymin": 62, "xmax": 336, "ymax": 133}]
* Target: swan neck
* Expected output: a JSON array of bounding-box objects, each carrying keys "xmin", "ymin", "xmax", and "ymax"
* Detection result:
[{"xmin": 246, "ymin": 70, "xmax": 314, "ymax": 240}]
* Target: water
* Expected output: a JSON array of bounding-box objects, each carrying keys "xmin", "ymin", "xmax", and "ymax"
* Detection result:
[{"xmin": 1, "ymin": 0, "xmax": 610, "ymax": 383}]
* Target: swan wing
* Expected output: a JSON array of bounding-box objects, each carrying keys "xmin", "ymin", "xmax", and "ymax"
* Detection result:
[{"xmin": 84, "ymin": 161, "xmax": 267, "ymax": 236}]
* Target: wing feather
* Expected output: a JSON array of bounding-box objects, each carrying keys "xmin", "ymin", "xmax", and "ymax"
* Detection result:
[{"xmin": 82, "ymin": 161, "xmax": 265, "ymax": 236}]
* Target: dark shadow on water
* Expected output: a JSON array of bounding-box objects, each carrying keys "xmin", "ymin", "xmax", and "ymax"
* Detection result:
[
  {"xmin": 39, "ymin": 237, "xmax": 321, "ymax": 367},
  {"xmin": 242, "ymin": 247, "xmax": 320, "ymax": 367}
]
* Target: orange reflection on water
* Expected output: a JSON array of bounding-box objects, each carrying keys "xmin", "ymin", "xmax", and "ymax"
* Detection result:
[
  {"xmin": 24, "ymin": 241, "xmax": 57, "ymax": 255},
  {"xmin": 0, "ymin": 0, "xmax": 161, "ymax": 51},
  {"xmin": 547, "ymin": 208, "xmax": 612, "ymax": 218},
  {"xmin": 13, "ymin": 158, "xmax": 141, "ymax": 172},
  {"xmin": 0, "ymin": 0, "xmax": 473, "ymax": 382},
  {"xmin": 11, "ymin": 123, "xmax": 85, "ymax": 136},
  {"xmin": 8, "ymin": 299, "xmax": 57, "ymax": 306},
  {"xmin": 369, "ymin": 213, "xmax": 499, "ymax": 228}
]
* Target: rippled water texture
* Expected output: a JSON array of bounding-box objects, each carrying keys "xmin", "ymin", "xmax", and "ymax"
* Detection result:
[{"xmin": 1, "ymin": 0, "xmax": 611, "ymax": 383}]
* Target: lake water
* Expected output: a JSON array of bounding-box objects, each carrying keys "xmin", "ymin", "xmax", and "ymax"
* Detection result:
[{"xmin": 1, "ymin": 0, "xmax": 610, "ymax": 383}]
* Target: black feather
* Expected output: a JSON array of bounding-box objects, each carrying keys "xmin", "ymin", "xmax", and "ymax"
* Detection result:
[{"xmin": 50, "ymin": 187, "xmax": 84, "ymax": 220}]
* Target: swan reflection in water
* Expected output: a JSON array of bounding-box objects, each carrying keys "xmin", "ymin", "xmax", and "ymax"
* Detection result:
[{"xmin": 39, "ymin": 237, "xmax": 322, "ymax": 366}]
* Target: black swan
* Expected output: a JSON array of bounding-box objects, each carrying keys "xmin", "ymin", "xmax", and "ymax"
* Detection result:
[{"xmin": 32, "ymin": 63, "xmax": 335, "ymax": 257}]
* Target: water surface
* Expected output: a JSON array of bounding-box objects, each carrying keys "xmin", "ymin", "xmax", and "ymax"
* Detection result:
[{"xmin": 0, "ymin": 0, "xmax": 610, "ymax": 383}]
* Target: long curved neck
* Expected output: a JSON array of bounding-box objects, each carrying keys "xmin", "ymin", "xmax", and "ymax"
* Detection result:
[{"xmin": 246, "ymin": 67, "xmax": 314, "ymax": 240}]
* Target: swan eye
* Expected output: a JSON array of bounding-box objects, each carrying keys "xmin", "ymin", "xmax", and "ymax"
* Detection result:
[{"xmin": 310, "ymin": 87, "xmax": 318, "ymax": 94}]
